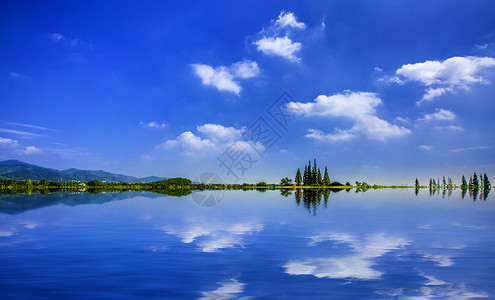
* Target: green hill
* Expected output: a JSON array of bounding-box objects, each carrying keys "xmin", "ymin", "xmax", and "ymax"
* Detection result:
[{"xmin": 0, "ymin": 160, "xmax": 167, "ymax": 183}]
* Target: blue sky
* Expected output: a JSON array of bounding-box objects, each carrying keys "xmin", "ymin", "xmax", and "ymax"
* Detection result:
[{"xmin": 1, "ymin": 0, "xmax": 495, "ymax": 184}]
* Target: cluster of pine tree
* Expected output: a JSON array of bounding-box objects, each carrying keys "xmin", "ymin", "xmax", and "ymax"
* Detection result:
[
  {"xmin": 294, "ymin": 159, "xmax": 331, "ymax": 186},
  {"xmin": 460, "ymin": 172, "xmax": 491, "ymax": 200},
  {"xmin": 428, "ymin": 176, "xmax": 455, "ymax": 190}
]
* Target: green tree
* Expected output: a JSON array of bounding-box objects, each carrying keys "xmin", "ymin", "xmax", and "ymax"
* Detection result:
[
  {"xmin": 473, "ymin": 173, "xmax": 479, "ymax": 189},
  {"xmin": 303, "ymin": 165, "xmax": 308, "ymax": 186},
  {"xmin": 295, "ymin": 168, "xmax": 302, "ymax": 186},
  {"xmin": 483, "ymin": 174, "xmax": 491, "ymax": 190},
  {"xmin": 312, "ymin": 159, "xmax": 317, "ymax": 185},
  {"xmin": 415, "ymin": 178, "xmax": 419, "ymax": 188},
  {"xmin": 461, "ymin": 175, "xmax": 467, "ymax": 189},
  {"xmin": 307, "ymin": 160, "xmax": 312, "ymax": 184},
  {"xmin": 280, "ymin": 177, "xmax": 293, "ymax": 186},
  {"xmin": 317, "ymin": 168, "xmax": 322, "ymax": 185},
  {"xmin": 323, "ymin": 166, "xmax": 331, "ymax": 186}
]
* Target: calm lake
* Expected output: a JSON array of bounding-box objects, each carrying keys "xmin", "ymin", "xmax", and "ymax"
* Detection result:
[{"xmin": 0, "ymin": 189, "xmax": 494, "ymax": 299}]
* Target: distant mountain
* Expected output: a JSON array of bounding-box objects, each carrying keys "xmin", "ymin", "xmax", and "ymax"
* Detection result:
[{"xmin": 0, "ymin": 160, "xmax": 168, "ymax": 183}]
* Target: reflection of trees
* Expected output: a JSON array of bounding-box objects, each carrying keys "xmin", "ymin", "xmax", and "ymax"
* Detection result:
[
  {"xmin": 295, "ymin": 189, "xmax": 341, "ymax": 215},
  {"xmin": 280, "ymin": 189, "xmax": 293, "ymax": 197}
]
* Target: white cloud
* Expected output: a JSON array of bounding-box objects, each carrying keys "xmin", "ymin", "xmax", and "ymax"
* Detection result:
[
  {"xmin": 158, "ymin": 123, "xmax": 263, "ymax": 155},
  {"xmin": 288, "ymin": 91, "xmax": 411, "ymax": 141},
  {"xmin": 3, "ymin": 121, "xmax": 56, "ymax": 132},
  {"xmin": 254, "ymin": 36, "xmax": 301, "ymax": 62},
  {"xmin": 0, "ymin": 128, "xmax": 46, "ymax": 138},
  {"xmin": 305, "ymin": 128, "xmax": 356, "ymax": 142},
  {"xmin": 433, "ymin": 125, "xmax": 464, "ymax": 131},
  {"xmin": 21, "ymin": 146, "xmax": 42, "ymax": 155},
  {"xmin": 422, "ymin": 274, "xmax": 448, "ymax": 286},
  {"xmin": 275, "ymin": 11, "xmax": 306, "ymax": 29},
  {"xmin": 284, "ymin": 233, "xmax": 409, "ymax": 280},
  {"xmin": 253, "ymin": 11, "xmax": 307, "ymax": 63},
  {"xmin": 419, "ymin": 145, "xmax": 433, "ymax": 151},
  {"xmin": 197, "ymin": 123, "xmax": 243, "ymax": 141},
  {"xmin": 394, "ymin": 56, "xmax": 495, "ymax": 103},
  {"xmin": 199, "ymin": 278, "xmax": 246, "ymax": 300},
  {"xmin": 423, "ymin": 253, "xmax": 454, "ymax": 267},
  {"xmin": 140, "ymin": 121, "xmax": 167, "ymax": 128},
  {"xmin": 449, "ymin": 145, "xmax": 493, "ymax": 153},
  {"xmin": 419, "ymin": 108, "xmax": 456, "ymax": 122},
  {"xmin": 192, "ymin": 60, "xmax": 259, "ymax": 95},
  {"xmin": 231, "ymin": 60, "xmax": 260, "ymax": 79},
  {"xmin": 50, "ymin": 33, "xmax": 64, "ymax": 41},
  {"xmin": 163, "ymin": 221, "xmax": 263, "ymax": 253},
  {"xmin": 0, "ymin": 136, "xmax": 42, "ymax": 155}
]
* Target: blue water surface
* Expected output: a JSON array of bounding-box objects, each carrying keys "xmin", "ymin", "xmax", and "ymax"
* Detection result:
[{"xmin": 0, "ymin": 189, "xmax": 494, "ymax": 299}]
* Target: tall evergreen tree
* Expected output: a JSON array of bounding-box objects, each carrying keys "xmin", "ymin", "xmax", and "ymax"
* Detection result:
[
  {"xmin": 317, "ymin": 168, "xmax": 322, "ymax": 185},
  {"xmin": 308, "ymin": 160, "xmax": 312, "ymax": 184},
  {"xmin": 461, "ymin": 175, "xmax": 467, "ymax": 189},
  {"xmin": 295, "ymin": 168, "xmax": 302, "ymax": 186},
  {"xmin": 323, "ymin": 166, "xmax": 331, "ymax": 186},
  {"xmin": 312, "ymin": 159, "xmax": 317, "ymax": 185},
  {"xmin": 303, "ymin": 165, "xmax": 308, "ymax": 186},
  {"xmin": 429, "ymin": 178, "xmax": 432, "ymax": 188},
  {"xmin": 442, "ymin": 176, "xmax": 446, "ymax": 188},
  {"xmin": 483, "ymin": 174, "xmax": 491, "ymax": 189},
  {"xmin": 432, "ymin": 179, "xmax": 436, "ymax": 187},
  {"xmin": 473, "ymin": 173, "xmax": 479, "ymax": 189},
  {"xmin": 469, "ymin": 177, "xmax": 473, "ymax": 190},
  {"xmin": 415, "ymin": 178, "xmax": 419, "ymax": 188}
]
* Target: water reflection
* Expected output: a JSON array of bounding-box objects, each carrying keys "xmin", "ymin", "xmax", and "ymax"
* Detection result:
[
  {"xmin": 284, "ymin": 233, "xmax": 410, "ymax": 280},
  {"xmin": 293, "ymin": 189, "xmax": 340, "ymax": 215},
  {"xmin": 0, "ymin": 191, "xmax": 164, "ymax": 214},
  {"xmin": 162, "ymin": 220, "xmax": 264, "ymax": 252}
]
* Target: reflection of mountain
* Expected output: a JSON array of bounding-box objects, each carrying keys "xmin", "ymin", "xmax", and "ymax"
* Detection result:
[
  {"xmin": 0, "ymin": 192, "xmax": 165, "ymax": 214},
  {"xmin": 294, "ymin": 189, "xmax": 343, "ymax": 215}
]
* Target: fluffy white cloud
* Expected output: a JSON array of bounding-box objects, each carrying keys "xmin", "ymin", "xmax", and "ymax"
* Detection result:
[
  {"xmin": 163, "ymin": 221, "xmax": 263, "ymax": 253},
  {"xmin": 253, "ymin": 11, "xmax": 306, "ymax": 62},
  {"xmin": 394, "ymin": 56, "xmax": 495, "ymax": 103},
  {"xmin": 192, "ymin": 64, "xmax": 240, "ymax": 94},
  {"xmin": 0, "ymin": 136, "xmax": 42, "ymax": 155},
  {"xmin": 254, "ymin": 36, "xmax": 301, "ymax": 62},
  {"xmin": 192, "ymin": 60, "xmax": 259, "ymax": 95},
  {"xmin": 231, "ymin": 60, "xmax": 260, "ymax": 79},
  {"xmin": 197, "ymin": 123, "xmax": 243, "ymax": 141},
  {"xmin": 199, "ymin": 278, "xmax": 246, "ymax": 300},
  {"xmin": 419, "ymin": 108, "xmax": 456, "ymax": 122},
  {"xmin": 158, "ymin": 123, "xmax": 263, "ymax": 155},
  {"xmin": 419, "ymin": 145, "xmax": 433, "ymax": 150},
  {"xmin": 275, "ymin": 11, "xmax": 306, "ymax": 29},
  {"xmin": 284, "ymin": 233, "xmax": 409, "ymax": 280},
  {"xmin": 287, "ymin": 91, "xmax": 411, "ymax": 141},
  {"xmin": 140, "ymin": 121, "xmax": 166, "ymax": 128}
]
